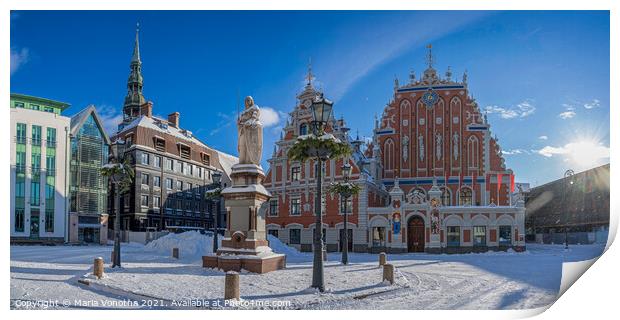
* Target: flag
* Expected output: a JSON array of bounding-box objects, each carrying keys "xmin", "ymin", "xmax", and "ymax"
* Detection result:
[
  {"xmin": 497, "ymin": 173, "xmax": 503, "ymax": 193},
  {"xmin": 510, "ymin": 174, "xmax": 515, "ymax": 193}
]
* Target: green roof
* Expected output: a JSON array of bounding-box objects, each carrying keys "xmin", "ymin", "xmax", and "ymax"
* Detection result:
[{"xmin": 10, "ymin": 93, "xmax": 71, "ymax": 111}]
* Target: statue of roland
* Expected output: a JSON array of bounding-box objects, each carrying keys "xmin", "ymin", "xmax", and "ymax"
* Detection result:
[{"xmin": 237, "ymin": 96, "xmax": 263, "ymax": 165}]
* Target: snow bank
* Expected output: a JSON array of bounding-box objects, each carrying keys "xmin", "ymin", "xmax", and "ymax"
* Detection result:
[
  {"xmin": 145, "ymin": 231, "xmax": 220, "ymax": 260},
  {"xmin": 267, "ymin": 235, "xmax": 304, "ymax": 258}
]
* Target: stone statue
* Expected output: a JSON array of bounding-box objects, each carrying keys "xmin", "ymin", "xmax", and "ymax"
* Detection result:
[
  {"xmin": 452, "ymin": 132, "xmax": 459, "ymax": 160},
  {"xmin": 237, "ymin": 96, "xmax": 263, "ymax": 165},
  {"xmin": 418, "ymin": 134, "xmax": 425, "ymax": 161},
  {"xmin": 402, "ymin": 135, "xmax": 409, "ymax": 162},
  {"xmin": 435, "ymin": 132, "xmax": 442, "ymax": 160}
]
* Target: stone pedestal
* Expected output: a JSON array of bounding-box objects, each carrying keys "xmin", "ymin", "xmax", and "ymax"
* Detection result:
[{"xmin": 203, "ymin": 163, "xmax": 286, "ymax": 274}]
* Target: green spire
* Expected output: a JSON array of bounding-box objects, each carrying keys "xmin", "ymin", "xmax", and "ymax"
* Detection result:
[{"xmin": 123, "ymin": 23, "xmax": 145, "ymax": 122}]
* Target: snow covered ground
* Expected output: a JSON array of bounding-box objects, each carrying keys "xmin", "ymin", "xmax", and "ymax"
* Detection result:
[{"xmin": 10, "ymin": 232, "xmax": 606, "ymax": 310}]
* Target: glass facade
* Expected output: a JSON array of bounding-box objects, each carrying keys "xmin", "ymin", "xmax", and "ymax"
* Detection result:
[
  {"xmin": 70, "ymin": 114, "xmax": 109, "ymax": 216},
  {"xmin": 14, "ymin": 123, "xmax": 27, "ymax": 232}
]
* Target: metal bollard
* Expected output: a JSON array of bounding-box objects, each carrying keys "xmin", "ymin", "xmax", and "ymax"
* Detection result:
[
  {"xmin": 172, "ymin": 247, "xmax": 179, "ymax": 259},
  {"xmin": 224, "ymin": 271, "xmax": 240, "ymax": 300},
  {"xmin": 379, "ymin": 252, "xmax": 387, "ymax": 266},
  {"xmin": 383, "ymin": 263, "xmax": 394, "ymax": 284},
  {"xmin": 93, "ymin": 257, "xmax": 104, "ymax": 279}
]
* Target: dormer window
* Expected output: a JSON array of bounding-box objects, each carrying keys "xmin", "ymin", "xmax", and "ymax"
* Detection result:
[
  {"xmin": 201, "ymin": 153, "xmax": 211, "ymax": 166},
  {"xmin": 299, "ymin": 123, "xmax": 308, "ymax": 136},
  {"xmin": 182, "ymin": 129, "xmax": 193, "ymax": 138},
  {"xmin": 154, "ymin": 136, "xmax": 166, "ymax": 152},
  {"xmin": 125, "ymin": 133, "xmax": 134, "ymax": 147},
  {"xmin": 177, "ymin": 142, "xmax": 191, "ymax": 160}
]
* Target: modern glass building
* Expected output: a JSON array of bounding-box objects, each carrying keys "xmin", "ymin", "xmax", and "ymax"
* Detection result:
[
  {"xmin": 10, "ymin": 93, "xmax": 71, "ymax": 243},
  {"xmin": 68, "ymin": 106, "xmax": 111, "ymax": 244}
]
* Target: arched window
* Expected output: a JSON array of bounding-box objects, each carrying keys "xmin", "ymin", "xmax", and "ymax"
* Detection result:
[
  {"xmin": 384, "ymin": 138, "xmax": 395, "ymax": 171},
  {"xmin": 467, "ymin": 136, "xmax": 479, "ymax": 169},
  {"xmin": 459, "ymin": 187, "xmax": 473, "ymax": 206},
  {"xmin": 299, "ymin": 123, "xmax": 308, "ymax": 136},
  {"xmin": 440, "ymin": 187, "xmax": 451, "ymax": 206}
]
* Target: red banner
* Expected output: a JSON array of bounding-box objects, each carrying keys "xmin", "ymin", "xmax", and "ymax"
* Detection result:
[
  {"xmin": 510, "ymin": 174, "xmax": 515, "ymax": 193},
  {"xmin": 497, "ymin": 173, "xmax": 503, "ymax": 192}
]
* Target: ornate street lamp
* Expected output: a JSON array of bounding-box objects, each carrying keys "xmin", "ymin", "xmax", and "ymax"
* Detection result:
[
  {"xmin": 340, "ymin": 162, "xmax": 352, "ymax": 265},
  {"xmin": 563, "ymin": 169, "xmax": 575, "ymax": 250},
  {"xmin": 102, "ymin": 138, "xmax": 132, "ymax": 268},
  {"xmin": 308, "ymin": 95, "xmax": 333, "ymax": 292},
  {"xmin": 205, "ymin": 171, "xmax": 223, "ymax": 253}
]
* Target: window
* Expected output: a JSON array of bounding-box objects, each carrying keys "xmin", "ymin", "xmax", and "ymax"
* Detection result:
[
  {"xmin": 299, "ymin": 123, "xmax": 308, "ymax": 136},
  {"xmin": 153, "ymin": 176, "xmax": 161, "ymax": 187},
  {"xmin": 198, "ymin": 167, "xmax": 203, "ymax": 178},
  {"xmin": 166, "ymin": 158, "xmax": 173, "ymax": 171},
  {"xmin": 473, "ymin": 226, "xmax": 486, "ymax": 246},
  {"xmin": 141, "ymin": 153, "xmax": 149, "ymax": 165},
  {"xmin": 45, "ymin": 210, "xmax": 54, "ymax": 232},
  {"xmin": 141, "ymin": 173, "xmax": 149, "ymax": 185},
  {"xmin": 31, "ymin": 104, "xmax": 40, "ymax": 111},
  {"xmin": 179, "ymin": 145, "xmax": 191, "ymax": 159},
  {"xmin": 467, "ymin": 136, "xmax": 480, "ymax": 169},
  {"xmin": 176, "ymin": 180, "xmax": 183, "ymax": 190},
  {"xmin": 154, "ymin": 138, "xmax": 166, "ymax": 152},
  {"xmin": 289, "ymin": 229, "xmax": 301, "ymax": 244},
  {"xmin": 291, "ymin": 166, "xmax": 301, "ymax": 182},
  {"xmin": 459, "ymin": 187, "xmax": 473, "ymax": 206},
  {"xmin": 269, "ymin": 199, "xmax": 278, "ymax": 216},
  {"xmin": 31, "ymin": 181, "xmax": 40, "ymax": 206},
  {"xmin": 154, "ymin": 156, "xmax": 162, "ymax": 168},
  {"xmin": 166, "ymin": 178, "xmax": 173, "ymax": 189},
  {"xmin": 32, "ymin": 125, "xmax": 42, "ymax": 145},
  {"xmin": 440, "ymin": 187, "xmax": 451, "ymax": 206},
  {"xmin": 44, "ymin": 106, "xmax": 54, "ymax": 113},
  {"xmin": 201, "ymin": 153, "xmax": 211, "ymax": 166},
  {"xmin": 384, "ymin": 138, "xmax": 395, "ymax": 171},
  {"xmin": 14, "ymin": 209, "xmax": 25, "ymax": 232},
  {"xmin": 186, "ymin": 182, "xmax": 193, "ymax": 194},
  {"xmin": 125, "ymin": 134, "xmax": 133, "ymax": 147},
  {"xmin": 46, "ymin": 128, "xmax": 56, "ymax": 147},
  {"xmin": 141, "ymin": 195, "xmax": 149, "ymax": 207},
  {"xmin": 268, "ymin": 229, "xmax": 279, "ymax": 238},
  {"xmin": 14, "ymin": 102, "xmax": 25, "ymax": 108},
  {"xmin": 499, "ymin": 225, "xmax": 512, "ymax": 246},
  {"xmin": 447, "ymin": 226, "xmax": 460, "ymax": 247},
  {"xmin": 16, "ymin": 123, "xmax": 26, "ymax": 144},
  {"xmin": 290, "ymin": 198, "xmax": 301, "ymax": 215},
  {"xmin": 153, "ymin": 196, "xmax": 161, "ymax": 208},
  {"xmin": 372, "ymin": 227, "xmax": 386, "ymax": 246},
  {"xmin": 340, "ymin": 196, "xmax": 352, "ymax": 214}
]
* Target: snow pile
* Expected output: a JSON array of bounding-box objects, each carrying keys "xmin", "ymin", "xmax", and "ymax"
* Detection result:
[
  {"xmin": 267, "ymin": 235, "xmax": 304, "ymax": 258},
  {"xmin": 145, "ymin": 231, "xmax": 220, "ymax": 260}
]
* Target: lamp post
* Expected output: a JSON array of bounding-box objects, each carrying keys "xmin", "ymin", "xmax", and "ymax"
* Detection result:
[
  {"xmin": 109, "ymin": 139, "xmax": 126, "ymax": 268},
  {"xmin": 309, "ymin": 94, "xmax": 333, "ymax": 292},
  {"xmin": 563, "ymin": 169, "xmax": 575, "ymax": 250},
  {"xmin": 340, "ymin": 162, "xmax": 352, "ymax": 265},
  {"xmin": 205, "ymin": 171, "xmax": 222, "ymax": 253}
]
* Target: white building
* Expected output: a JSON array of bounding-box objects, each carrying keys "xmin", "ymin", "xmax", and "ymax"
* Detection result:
[{"xmin": 10, "ymin": 94, "xmax": 71, "ymax": 243}]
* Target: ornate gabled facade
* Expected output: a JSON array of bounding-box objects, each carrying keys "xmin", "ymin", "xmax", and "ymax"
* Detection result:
[
  {"xmin": 263, "ymin": 68, "xmax": 388, "ymax": 253},
  {"xmin": 366, "ymin": 46, "xmax": 525, "ymax": 253},
  {"xmin": 266, "ymin": 47, "xmax": 525, "ymax": 254}
]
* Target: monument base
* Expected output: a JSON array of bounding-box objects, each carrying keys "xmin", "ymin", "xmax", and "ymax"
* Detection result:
[{"xmin": 202, "ymin": 252, "xmax": 286, "ymax": 274}]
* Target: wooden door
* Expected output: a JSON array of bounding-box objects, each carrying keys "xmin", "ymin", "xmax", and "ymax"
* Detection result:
[{"xmin": 407, "ymin": 216, "xmax": 425, "ymax": 252}]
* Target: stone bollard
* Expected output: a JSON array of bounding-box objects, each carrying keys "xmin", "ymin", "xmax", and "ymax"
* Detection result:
[
  {"xmin": 224, "ymin": 271, "xmax": 240, "ymax": 300},
  {"xmin": 172, "ymin": 247, "xmax": 179, "ymax": 259},
  {"xmin": 383, "ymin": 263, "xmax": 394, "ymax": 285},
  {"xmin": 93, "ymin": 257, "xmax": 104, "ymax": 279},
  {"xmin": 379, "ymin": 252, "xmax": 387, "ymax": 266}
]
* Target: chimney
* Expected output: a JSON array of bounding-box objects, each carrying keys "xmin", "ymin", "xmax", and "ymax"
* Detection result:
[
  {"xmin": 168, "ymin": 112, "xmax": 180, "ymax": 128},
  {"xmin": 140, "ymin": 101, "xmax": 153, "ymax": 118}
]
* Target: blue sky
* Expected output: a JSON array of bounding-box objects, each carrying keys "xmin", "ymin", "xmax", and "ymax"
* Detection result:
[{"xmin": 10, "ymin": 11, "xmax": 609, "ymax": 186}]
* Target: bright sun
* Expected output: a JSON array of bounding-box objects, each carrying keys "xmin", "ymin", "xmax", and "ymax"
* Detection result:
[{"xmin": 565, "ymin": 140, "xmax": 610, "ymax": 167}]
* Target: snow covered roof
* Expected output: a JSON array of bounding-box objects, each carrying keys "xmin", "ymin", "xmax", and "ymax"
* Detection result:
[
  {"xmin": 215, "ymin": 150, "xmax": 239, "ymax": 180},
  {"xmin": 118, "ymin": 115, "xmax": 209, "ymax": 148}
]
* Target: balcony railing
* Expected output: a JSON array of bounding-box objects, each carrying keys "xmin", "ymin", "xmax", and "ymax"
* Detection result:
[
  {"xmin": 46, "ymin": 140, "xmax": 57, "ymax": 148},
  {"xmin": 15, "ymin": 136, "xmax": 27, "ymax": 144},
  {"xmin": 31, "ymin": 138, "xmax": 42, "ymax": 146}
]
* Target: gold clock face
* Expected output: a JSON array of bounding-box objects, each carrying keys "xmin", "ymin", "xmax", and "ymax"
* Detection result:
[{"xmin": 422, "ymin": 90, "xmax": 439, "ymax": 107}]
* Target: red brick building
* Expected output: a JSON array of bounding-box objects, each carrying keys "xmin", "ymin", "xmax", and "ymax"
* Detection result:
[{"xmin": 266, "ymin": 48, "xmax": 526, "ymax": 253}]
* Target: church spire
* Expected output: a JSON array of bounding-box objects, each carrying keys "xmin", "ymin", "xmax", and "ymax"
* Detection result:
[{"xmin": 123, "ymin": 23, "xmax": 146, "ymax": 123}]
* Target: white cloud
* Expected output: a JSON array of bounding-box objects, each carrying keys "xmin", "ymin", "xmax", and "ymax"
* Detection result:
[
  {"xmin": 537, "ymin": 141, "xmax": 610, "ymax": 169},
  {"xmin": 10, "ymin": 47, "xmax": 29, "ymax": 75},
  {"xmin": 96, "ymin": 105, "xmax": 123, "ymax": 135},
  {"xmin": 583, "ymin": 99, "xmax": 600, "ymax": 109},
  {"xmin": 538, "ymin": 135, "xmax": 548, "ymax": 140},
  {"xmin": 484, "ymin": 101, "xmax": 536, "ymax": 119},
  {"xmin": 259, "ymin": 107, "xmax": 281, "ymax": 127},
  {"xmin": 558, "ymin": 111, "xmax": 576, "ymax": 119},
  {"xmin": 502, "ymin": 148, "xmax": 529, "ymax": 155}
]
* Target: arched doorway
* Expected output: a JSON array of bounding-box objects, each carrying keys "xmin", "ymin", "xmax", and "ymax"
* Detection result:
[{"xmin": 407, "ymin": 216, "xmax": 425, "ymax": 252}]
